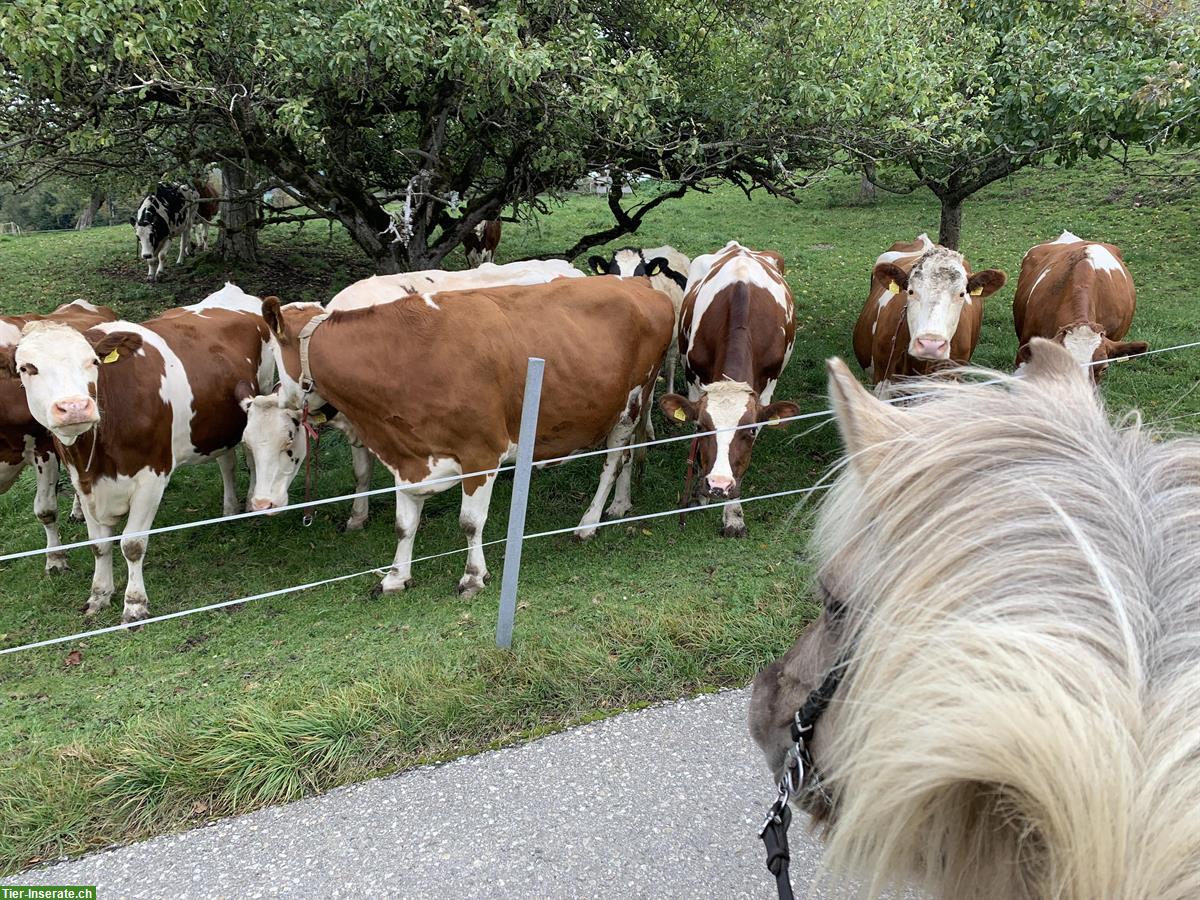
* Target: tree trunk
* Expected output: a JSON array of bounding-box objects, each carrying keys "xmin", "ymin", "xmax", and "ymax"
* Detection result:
[
  {"xmin": 75, "ymin": 190, "xmax": 105, "ymax": 229},
  {"xmin": 858, "ymin": 162, "xmax": 877, "ymax": 203},
  {"xmin": 938, "ymin": 196, "xmax": 963, "ymax": 251},
  {"xmin": 217, "ymin": 161, "xmax": 261, "ymax": 263}
]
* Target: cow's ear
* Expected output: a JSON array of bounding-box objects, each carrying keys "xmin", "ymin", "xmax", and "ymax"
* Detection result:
[
  {"xmin": 659, "ymin": 393, "xmax": 697, "ymax": 424},
  {"xmin": 873, "ymin": 262, "xmax": 908, "ymax": 293},
  {"xmin": 588, "ymin": 256, "xmax": 608, "ymax": 275},
  {"xmin": 234, "ymin": 379, "xmax": 256, "ymax": 412},
  {"xmin": 827, "ymin": 357, "xmax": 905, "ymax": 474},
  {"xmin": 0, "ymin": 346, "xmax": 17, "ymax": 379},
  {"xmin": 966, "ymin": 268, "xmax": 1007, "ymax": 299},
  {"xmin": 262, "ymin": 296, "xmax": 286, "ymax": 339},
  {"xmin": 644, "ymin": 256, "xmax": 668, "ymax": 277},
  {"xmin": 761, "ymin": 250, "xmax": 786, "ymax": 276},
  {"xmin": 1105, "ymin": 339, "xmax": 1149, "ymax": 361},
  {"xmin": 758, "ymin": 400, "xmax": 801, "ymax": 428},
  {"xmin": 89, "ymin": 331, "xmax": 142, "ymax": 364}
]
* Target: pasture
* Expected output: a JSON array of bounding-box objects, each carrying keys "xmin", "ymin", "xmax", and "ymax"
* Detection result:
[{"xmin": 0, "ymin": 156, "xmax": 1196, "ymax": 873}]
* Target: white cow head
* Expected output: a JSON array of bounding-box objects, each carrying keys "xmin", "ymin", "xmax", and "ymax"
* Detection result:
[
  {"xmin": 130, "ymin": 196, "xmax": 168, "ymax": 260},
  {"xmin": 239, "ymin": 385, "xmax": 307, "ymax": 512},
  {"xmin": 658, "ymin": 381, "xmax": 799, "ymax": 499},
  {"xmin": 874, "ymin": 248, "xmax": 1006, "ymax": 361},
  {"xmin": 588, "ymin": 248, "xmax": 670, "ymax": 279},
  {"xmin": 0, "ymin": 322, "xmax": 142, "ymax": 445}
]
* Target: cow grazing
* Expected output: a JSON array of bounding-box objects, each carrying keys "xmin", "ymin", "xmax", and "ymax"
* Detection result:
[
  {"xmin": 657, "ymin": 241, "xmax": 800, "ymax": 538},
  {"xmin": 462, "ymin": 220, "xmax": 502, "ymax": 267},
  {"xmin": 853, "ymin": 234, "xmax": 1007, "ymax": 388},
  {"xmin": 1013, "ymin": 231, "xmax": 1145, "ymax": 381},
  {"xmin": 247, "ymin": 277, "xmax": 673, "ymax": 598},
  {"xmin": 0, "ymin": 283, "xmax": 273, "ymax": 623},
  {"xmin": 238, "ymin": 260, "xmax": 586, "ymax": 532},
  {"xmin": 0, "ymin": 299, "xmax": 116, "ymax": 571},
  {"xmin": 130, "ymin": 182, "xmax": 199, "ymax": 282},
  {"xmin": 588, "ymin": 246, "xmax": 691, "ymax": 394}
]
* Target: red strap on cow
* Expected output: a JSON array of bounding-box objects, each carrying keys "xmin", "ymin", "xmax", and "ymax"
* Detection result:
[
  {"xmin": 679, "ymin": 436, "xmax": 700, "ymax": 530},
  {"xmin": 301, "ymin": 406, "xmax": 322, "ymax": 527}
]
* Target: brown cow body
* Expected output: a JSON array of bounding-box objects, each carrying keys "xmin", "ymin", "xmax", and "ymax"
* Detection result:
[
  {"xmin": 463, "ymin": 220, "xmax": 502, "ymax": 267},
  {"xmin": 0, "ymin": 284, "xmax": 273, "ymax": 623},
  {"xmin": 853, "ymin": 234, "xmax": 1006, "ymax": 388},
  {"xmin": 0, "ymin": 300, "xmax": 116, "ymax": 570},
  {"xmin": 659, "ymin": 241, "xmax": 799, "ymax": 537},
  {"xmin": 1013, "ymin": 231, "xmax": 1143, "ymax": 379},
  {"xmin": 256, "ymin": 276, "xmax": 673, "ymax": 597}
]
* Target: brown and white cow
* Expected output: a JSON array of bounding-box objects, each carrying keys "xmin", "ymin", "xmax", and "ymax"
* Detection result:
[
  {"xmin": 189, "ymin": 174, "xmax": 221, "ymax": 253},
  {"xmin": 1013, "ymin": 231, "xmax": 1144, "ymax": 381},
  {"xmin": 462, "ymin": 220, "xmax": 502, "ymax": 267},
  {"xmin": 1, "ymin": 299, "xmax": 116, "ymax": 571},
  {"xmin": 853, "ymin": 233, "xmax": 1007, "ymax": 388},
  {"xmin": 588, "ymin": 246, "xmax": 691, "ymax": 394},
  {"xmin": 238, "ymin": 260, "xmax": 587, "ymax": 532},
  {"xmin": 657, "ymin": 241, "xmax": 800, "ymax": 538},
  {"xmin": 0, "ymin": 283, "xmax": 273, "ymax": 623},
  {"xmin": 248, "ymin": 276, "xmax": 673, "ymax": 597}
]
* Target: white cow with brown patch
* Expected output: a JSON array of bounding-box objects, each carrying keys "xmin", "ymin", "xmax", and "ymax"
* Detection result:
[
  {"xmin": 0, "ymin": 283, "xmax": 273, "ymax": 624},
  {"xmin": 1014, "ymin": 231, "xmax": 1144, "ymax": 381}
]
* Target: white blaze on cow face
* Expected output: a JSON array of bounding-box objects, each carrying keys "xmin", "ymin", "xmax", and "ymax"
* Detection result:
[
  {"xmin": 698, "ymin": 380, "xmax": 757, "ymax": 496},
  {"xmin": 241, "ymin": 393, "xmax": 306, "ymax": 512},
  {"xmin": 13, "ymin": 323, "xmax": 102, "ymax": 444},
  {"xmin": 1061, "ymin": 324, "xmax": 1104, "ymax": 369},
  {"xmin": 903, "ymin": 249, "xmax": 971, "ymax": 361}
]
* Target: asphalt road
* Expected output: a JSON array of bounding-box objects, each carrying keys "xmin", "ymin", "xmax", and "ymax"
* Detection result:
[{"xmin": 7, "ymin": 689, "xmax": 903, "ymax": 899}]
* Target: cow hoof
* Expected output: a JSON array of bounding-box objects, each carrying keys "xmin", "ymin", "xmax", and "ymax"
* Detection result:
[
  {"xmin": 341, "ymin": 517, "xmax": 367, "ymax": 533},
  {"xmin": 69, "ymin": 510, "xmax": 85, "ymax": 524},
  {"xmin": 603, "ymin": 503, "xmax": 632, "ymax": 521},
  {"xmin": 719, "ymin": 524, "xmax": 748, "ymax": 539},
  {"xmin": 45, "ymin": 556, "xmax": 70, "ymax": 575},
  {"xmin": 122, "ymin": 605, "xmax": 149, "ymax": 627},
  {"xmin": 456, "ymin": 575, "xmax": 487, "ymax": 598},
  {"xmin": 81, "ymin": 595, "xmax": 111, "ymax": 618},
  {"xmin": 373, "ymin": 576, "xmax": 413, "ymax": 597},
  {"xmin": 572, "ymin": 528, "xmax": 597, "ymax": 543}
]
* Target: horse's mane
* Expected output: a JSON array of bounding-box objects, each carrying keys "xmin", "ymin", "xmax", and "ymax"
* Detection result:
[{"xmin": 814, "ymin": 342, "xmax": 1200, "ymax": 899}]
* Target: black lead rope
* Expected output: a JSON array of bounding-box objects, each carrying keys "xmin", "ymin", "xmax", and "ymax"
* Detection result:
[{"xmin": 758, "ymin": 657, "xmax": 848, "ymax": 900}]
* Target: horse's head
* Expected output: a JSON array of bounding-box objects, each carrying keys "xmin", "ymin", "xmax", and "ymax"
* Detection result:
[{"xmin": 751, "ymin": 340, "xmax": 1200, "ymax": 899}]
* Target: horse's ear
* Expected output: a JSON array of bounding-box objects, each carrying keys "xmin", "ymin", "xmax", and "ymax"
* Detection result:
[{"xmin": 826, "ymin": 357, "xmax": 904, "ymax": 472}]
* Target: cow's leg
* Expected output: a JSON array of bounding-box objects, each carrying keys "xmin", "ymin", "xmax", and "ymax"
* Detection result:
[
  {"xmin": 344, "ymin": 442, "xmax": 373, "ymax": 532},
  {"xmin": 243, "ymin": 447, "xmax": 257, "ymax": 513},
  {"xmin": 70, "ymin": 488, "xmax": 84, "ymax": 522},
  {"xmin": 216, "ymin": 450, "xmax": 239, "ymax": 516},
  {"xmin": 176, "ymin": 227, "xmax": 189, "ymax": 263},
  {"xmin": 665, "ymin": 344, "xmax": 678, "ymax": 396},
  {"xmin": 576, "ymin": 409, "xmax": 638, "ymax": 541},
  {"xmin": 457, "ymin": 472, "xmax": 497, "ymax": 598},
  {"xmin": 153, "ymin": 245, "xmax": 167, "ymax": 282},
  {"xmin": 32, "ymin": 450, "xmax": 68, "ymax": 573},
  {"xmin": 720, "ymin": 500, "xmax": 747, "ymax": 539},
  {"xmin": 378, "ymin": 484, "xmax": 426, "ymax": 594},
  {"xmin": 120, "ymin": 480, "xmax": 166, "ymax": 625},
  {"xmin": 80, "ymin": 504, "xmax": 115, "ymax": 618}
]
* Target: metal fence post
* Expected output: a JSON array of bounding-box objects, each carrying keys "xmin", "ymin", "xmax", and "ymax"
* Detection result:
[{"xmin": 496, "ymin": 357, "xmax": 544, "ymax": 648}]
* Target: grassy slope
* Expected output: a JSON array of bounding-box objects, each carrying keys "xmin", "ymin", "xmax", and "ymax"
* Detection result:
[{"xmin": 0, "ymin": 157, "xmax": 1196, "ymax": 871}]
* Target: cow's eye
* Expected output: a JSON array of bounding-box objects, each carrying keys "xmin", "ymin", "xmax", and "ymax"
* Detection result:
[{"xmin": 19, "ymin": 363, "xmax": 37, "ymax": 376}]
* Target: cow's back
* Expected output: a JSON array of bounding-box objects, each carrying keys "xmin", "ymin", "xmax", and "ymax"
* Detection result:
[
  {"xmin": 310, "ymin": 278, "xmax": 673, "ymax": 474},
  {"xmin": 1015, "ymin": 239, "xmax": 1135, "ymax": 345}
]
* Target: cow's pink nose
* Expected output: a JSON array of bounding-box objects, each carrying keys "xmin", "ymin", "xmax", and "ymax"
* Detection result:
[
  {"xmin": 51, "ymin": 397, "xmax": 97, "ymax": 425},
  {"xmin": 707, "ymin": 474, "xmax": 734, "ymax": 493},
  {"xmin": 913, "ymin": 337, "xmax": 949, "ymax": 358},
  {"xmin": 250, "ymin": 498, "xmax": 277, "ymax": 512}
]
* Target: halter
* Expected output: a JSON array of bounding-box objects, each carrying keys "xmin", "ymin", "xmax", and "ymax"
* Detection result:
[{"xmin": 758, "ymin": 583, "xmax": 851, "ymax": 900}]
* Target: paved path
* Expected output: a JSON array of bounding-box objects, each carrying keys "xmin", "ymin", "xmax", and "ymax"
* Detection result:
[{"xmin": 7, "ymin": 689, "xmax": 884, "ymax": 899}]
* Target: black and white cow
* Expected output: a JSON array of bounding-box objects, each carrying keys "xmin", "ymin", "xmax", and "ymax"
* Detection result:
[
  {"xmin": 130, "ymin": 182, "xmax": 198, "ymax": 282},
  {"xmin": 588, "ymin": 246, "xmax": 690, "ymax": 393}
]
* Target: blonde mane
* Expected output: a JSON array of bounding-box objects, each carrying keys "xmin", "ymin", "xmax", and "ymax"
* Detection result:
[{"xmin": 810, "ymin": 340, "xmax": 1200, "ymax": 899}]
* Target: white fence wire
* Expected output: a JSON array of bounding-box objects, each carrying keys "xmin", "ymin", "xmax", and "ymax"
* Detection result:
[{"xmin": 0, "ymin": 339, "xmax": 1196, "ymax": 655}]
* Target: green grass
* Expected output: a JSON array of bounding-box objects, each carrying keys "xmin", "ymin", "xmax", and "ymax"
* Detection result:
[{"xmin": 0, "ymin": 156, "xmax": 1197, "ymax": 872}]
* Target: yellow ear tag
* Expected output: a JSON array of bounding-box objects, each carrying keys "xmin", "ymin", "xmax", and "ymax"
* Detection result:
[
  {"xmin": 970, "ymin": 286, "xmax": 983, "ymax": 297},
  {"xmin": 672, "ymin": 408, "xmax": 686, "ymax": 422},
  {"xmin": 888, "ymin": 281, "xmax": 899, "ymax": 294},
  {"xmin": 101, "ymin": 349, "xmax": 120, "ymax": 364},
  {"xmin": 309, "ymin": 411, "xmax": 327, "ymax": 425},
  {"xmin": 768, "ymin": 416, "xmax": 781, "ymax": 426}
]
